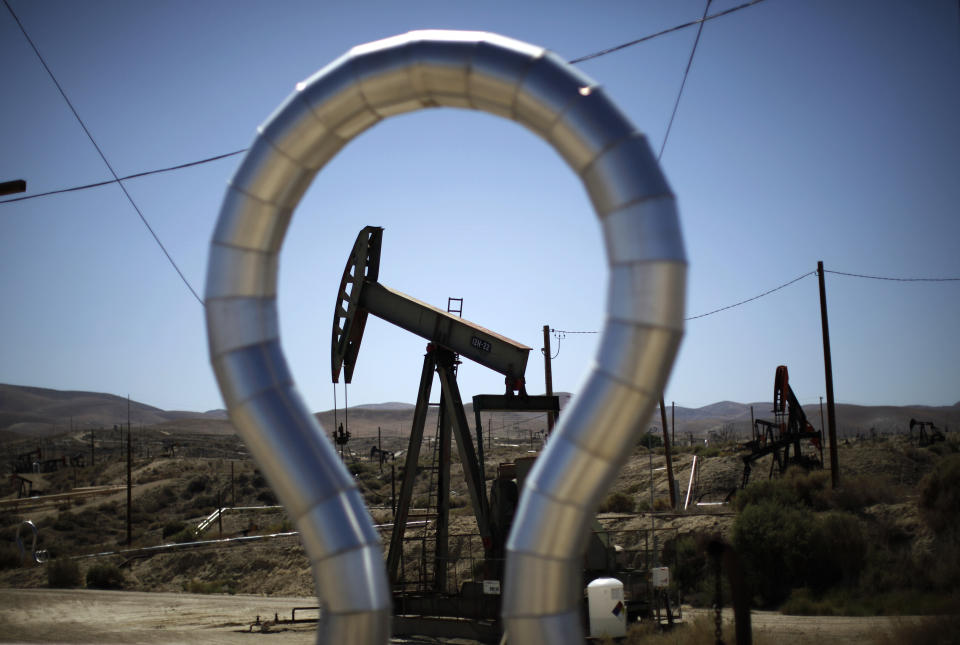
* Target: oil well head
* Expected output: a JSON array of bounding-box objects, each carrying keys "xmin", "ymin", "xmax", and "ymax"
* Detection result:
[{"xmin": 206, "ymin": 29, "xmax": 685, "ymax": 645}]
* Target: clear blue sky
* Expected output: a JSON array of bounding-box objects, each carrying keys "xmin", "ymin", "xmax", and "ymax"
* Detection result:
[{"xmin": 1, "ymin": 0, "xmax": 958, "ymax": 416}]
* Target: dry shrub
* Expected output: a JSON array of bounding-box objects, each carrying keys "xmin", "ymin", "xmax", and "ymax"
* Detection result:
[
  {"xmin": 47, "ymin": 558, "xmax": 82, "ymax": 588},
  {"xmin": 169, "ymin": 551, "xmax": 205, "ymax": 575},
  {"xmin": 735, "ymin": 468, "xmax": 894, "ymax": 514},
  {"xmin": 919, "ymin": 454, "xmax": 960, "ymax": 535},
  {"xmin": 599, "ymin": 492, "xmax": 635, "ymax": 513},
  {"xmin": 809, "ymin": 511, "xmax": 866, "ymax": 591},
  {"xmin": 826, "ymin": 474, "xmax": 896, "ymax": 512},
  {"xmin": 733, "ymin": 501, "xmax": 815, "ymax": 606},
  {"xmin": 184, "ymin": 578, "xmax": 236, "ymax": 594},
  {"xmin": 624, "ymin": 615, "xmax": 774, "ymax": 645},
  {"xmin": 85, "ymin": 563, "xmax": 125, "ymax": 589},
  {"xmin": 0, "ymin": 544, "xmax": 21, "ymax": 570}
]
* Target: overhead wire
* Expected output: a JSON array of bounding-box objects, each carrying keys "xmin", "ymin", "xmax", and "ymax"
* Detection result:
[
  {"xmin": 684, "ymin": 270, "xmax": 816, "ymax": 320},
  {"xmin": 2, "ymin": 0, "xmax": 204, "ymax": 305},
  {"xmin": 0, "ymin": 3, "xmax": 773, "ymax": 209},
  {"xmin": 0, "ymin": 149, "xmax": 247, "ymax": 205},
  {"xmin": 550, "ymin": 266, "xmax": 960, "ymax": 334},
  {"xmin": 658, "ymin": 0, "xmax": 712, "ymax": 160},
  {"xmin": 568, "ymin": 0, "xmax": 770, "ymax": 64},
  {"xmin": 824, "ymin": 269, "xmax": 960, "ymax": 282}
]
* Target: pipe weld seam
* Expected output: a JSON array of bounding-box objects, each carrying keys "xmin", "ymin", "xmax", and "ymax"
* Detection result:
[
  {"xmin": 603, "ymin": 315, "xmax": 686, "ymax": 335},
  {"xmin": 226, "ymin": 180, "xmax": 292, "ymax": 211},
  {"xmin": 549, "ymin": 118, "xmax": 632, "ymax": 173},
  {"xmin": 589, "ymin": 365, "xmax": 661, "ymax": 398},
  {"xmin": 594, "ymin": 191, "xmax": 677, "ymax": 220},
  {"xmin": 577, "ymin": 132, "xmax": 653, "ymax": 179},
  {"xmin": 608, "ymin": 257, "xmax": 689, "ymax": 269},
  {"xmin": 225, "ymin": 376, "xmax": 296, "ymax": 411},
  {"xmin": 306, "ymin": 539, "xmax": 383, "ymax": 566},
  {"xmin": 506, "ymin": 51, "xmax": 547, "ymax": 122},
  {"xmin": 251, "ymin": 131, "xmax": 311, "ymax": 172},
  {"xmin": 210, "ymin": 238, "xmax": 281, "ymax": 257}
]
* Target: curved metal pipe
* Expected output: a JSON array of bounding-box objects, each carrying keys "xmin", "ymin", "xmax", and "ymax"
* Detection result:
[
  {"xmin": 206, "ymin": 30, "xmax": 685, "ymax": 645},
  {"xmin": 15, "ymin": 520, "xmax": 42, "ymax": 564}
]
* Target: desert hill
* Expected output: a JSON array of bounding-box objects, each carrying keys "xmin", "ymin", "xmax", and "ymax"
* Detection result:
[
  {"xmin": 1, "ymin": 383, "xmax": 956, "ymax": 444},
  {"xmin": 0, "ymin": 384, "xmax": 226, "ymax": 438}
]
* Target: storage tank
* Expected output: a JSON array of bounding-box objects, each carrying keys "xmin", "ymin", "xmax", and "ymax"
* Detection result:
[{"xmin": 586, "ymin": 577, "xmax": 627, "ymax": 638}]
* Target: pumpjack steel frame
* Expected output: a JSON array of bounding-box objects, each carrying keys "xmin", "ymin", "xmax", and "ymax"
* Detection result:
[{"xmin": 331, "ymin": 226, "xmax": 546, "ymax": 590}]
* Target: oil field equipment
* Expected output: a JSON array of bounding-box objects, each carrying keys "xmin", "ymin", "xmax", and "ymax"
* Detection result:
[
  {"xmin": 332, "ymin": 226, "xmax": 562, "ymax": 639},
  {"xmin": 205, "ymin": 30, "xmax": 685, "ymax": 645},
  {"xmin": 908, "ymin": 418, "xmax": 945, "ymax": 446},
  {"xmin": 740, "ymin": 365, "xmax": 823, "ymax": 488}
]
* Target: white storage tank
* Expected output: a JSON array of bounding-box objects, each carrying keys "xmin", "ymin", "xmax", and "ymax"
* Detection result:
[{"xmin": 587, "ymin": 577, "xmax": 627, "ymax": 638}]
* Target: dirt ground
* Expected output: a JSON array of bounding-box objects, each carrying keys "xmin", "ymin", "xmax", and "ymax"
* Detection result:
[{"xmin": 0, "ymin": 589, "xmax": 910, "ymax": 645}]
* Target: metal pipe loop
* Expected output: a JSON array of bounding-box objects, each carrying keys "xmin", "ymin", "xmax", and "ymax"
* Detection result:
[{"xmin": 206, "ymin": 29, "xmax": 685, "ymax": 645}]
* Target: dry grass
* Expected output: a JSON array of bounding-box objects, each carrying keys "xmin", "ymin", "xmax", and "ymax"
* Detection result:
[
  {"xmin": 871, "ymin": 613, "xmax": 960, "ymax": 645},
  {"xmin": 617, "ymin": 615, "xmax": 775, "ymax": 645}
]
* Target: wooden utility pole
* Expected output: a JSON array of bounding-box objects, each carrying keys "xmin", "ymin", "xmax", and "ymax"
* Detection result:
[
  {"xmin": 542, "ymin": 325, "xmax": 556, "ymax": 433},
  {"xmin": 671, "ymin": 401, "xmax": 675, "ymax": 446},
  {"xmin": 126, "ymin": 396, "xmax": 132, "ymax": 546},
  {"xmin": 659, "ymin": 397, "xmax": 676, "ymax": 508},
  {"xmin": 817, "ymin": 261, "xmax": 840, "ymax": 488}
]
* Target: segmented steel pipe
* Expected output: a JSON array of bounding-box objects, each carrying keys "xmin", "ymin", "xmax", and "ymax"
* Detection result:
[{"xmin": 205, "ymin": 30, "xmax": 685, "ymax": 645}]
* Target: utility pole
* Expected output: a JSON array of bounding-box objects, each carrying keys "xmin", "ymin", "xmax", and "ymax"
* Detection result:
[
  {"xmin": 542, "ymin": 325, "xmax": 556, "ymax": 433},
  {"xmin": 659, "ymin": 397, "xmax": 676, "ymax": 508},
  {"xmin": 126, "ymin": 395, "xmax": 132, "ymax": 546},
  {"xmin": 671, "ymin": 402, "xmax": 675, "ymax": 446},
  {"xmin": 817, "ymin": 261, "xmax": 840, "ymax": 488}
]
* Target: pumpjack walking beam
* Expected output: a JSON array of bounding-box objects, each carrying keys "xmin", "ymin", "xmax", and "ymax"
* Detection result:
[{"xmin": 333, "ymin": 227, "xmax": 530, "ymax": 388}]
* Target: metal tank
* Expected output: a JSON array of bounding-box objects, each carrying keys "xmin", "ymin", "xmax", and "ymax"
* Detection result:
[{"xmin": 205, "ymin": 29, "xmax": 685, "ymax": 645}]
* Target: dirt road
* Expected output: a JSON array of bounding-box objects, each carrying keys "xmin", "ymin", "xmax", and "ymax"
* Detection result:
[
  {"xmin": 0, "ymin": 589, "xmax": 317, "ymax": 644},
  {"xmin": 0, "ymin": 589, "xmax": 908, "ymax": 644}
]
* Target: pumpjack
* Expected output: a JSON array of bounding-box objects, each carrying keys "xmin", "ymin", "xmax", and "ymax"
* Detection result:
[
  {"xmin": 740, "ymin": 366, "xmax": 823, "ymax": 488},
  {"xmin": 332, "ymin": 227, "xmax": 559, "ymax": 640},
  {"xmin": 908, "ymin": 418, "xmax": 945, "ymax": 446}
]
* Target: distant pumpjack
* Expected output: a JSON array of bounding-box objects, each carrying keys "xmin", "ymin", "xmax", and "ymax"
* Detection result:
[
  {"xmin": 740, "ymin": 366, "xmax": 823, "ymax": 488},
  {"xmin": 908, "ymin": 418, "xmax": 945, "ymax": 447}
]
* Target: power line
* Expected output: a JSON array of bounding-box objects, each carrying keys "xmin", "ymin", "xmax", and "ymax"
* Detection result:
[
  {"xmin": 0, "ymin": 149, "xmax": 247, "ymax": 205},
  {"xmin": 685, "ymin": 271, "xmax": 816, "ymax": 320},
  {"xmin": 568, "ymin": 0, "xmax": 770, "ymax": 64},
  {"xmin": 552, "ymin": 266, "xmax": 960, "ymax": 335},
  {"xmin": 551, "ymin": 271, "xmax": 816, "ymax": 334},
  {"xmin": 1, "ymin": 3, "xmax": 771, "ymax": 209},
  {"xmin": 824, "ymin": 269, "xmax": 960, "ymax": 282},
  {"xmin": 2, "ymin": 0, "xmax": 204, "ymax": 306},
  {"xmin": 658, "ymin": 0, "xmax": 711, "ymax": 160}
]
